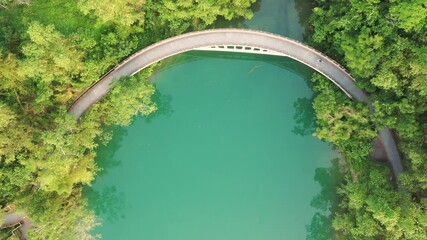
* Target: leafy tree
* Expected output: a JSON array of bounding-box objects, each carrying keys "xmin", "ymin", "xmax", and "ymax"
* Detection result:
[
  {"xmin": 389, "ymin": 0, "xmax": 427, "ymax": 33},
  {"xmin": 0, "ymin": 53, "xmax": 26, "ymax": 106},
  {"xmin": 0, "ymin": 103, "xmax": 34, "ymax": 205},
  {"xmin": 78, "ymin": 0, "xmax": 146, "ymax": 26},
  {"xmin": 0, "ymin": 103, "xmax": 34, "ymax": 165},
  {"xmin": 21, "ymin": 189, "xmax": 101, "ymax": 240},
  {"xmin": 24, "ymin": 108, "xmax": 102, "ymax": 195},
  {"xmin": 89, "ymin": 69, "xmax": 157, "ymax": 126},
  {"xmin": 0, "ymin": 0, "xmax": 30, "ymax": 9},
  {"xmin": 145, "ymin": 0, "xmax": 256, "ymax": 33},
  {"xmin": 311, "ymin": 74, "xmax": 376, "ymax": 161},
  {"xmin": 21, "ymin": 22, "xmax": 85, "ymax": 113},
  {"xmin": 333, "ymin": 168, "xmax": 426, "ymax": 239}
]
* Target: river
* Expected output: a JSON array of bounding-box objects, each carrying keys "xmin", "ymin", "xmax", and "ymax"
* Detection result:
[{"xmin": 86, "ymin": 0, "xmax": 340, "ymax": 239}]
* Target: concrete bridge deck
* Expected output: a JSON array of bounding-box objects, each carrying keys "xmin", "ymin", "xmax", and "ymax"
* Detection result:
[
  {"xmin": 68, "ymin": 29, "xmax": 369, "ymax": 118},
  {"xmin": 67, "ymin": 28, "xmax": 403, "ymax": 182}
]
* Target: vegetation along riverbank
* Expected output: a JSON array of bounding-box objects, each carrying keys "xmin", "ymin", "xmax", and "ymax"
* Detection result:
[{"xmin": 307, "ymin": 0, "xmax": 426, "ymax": 239}]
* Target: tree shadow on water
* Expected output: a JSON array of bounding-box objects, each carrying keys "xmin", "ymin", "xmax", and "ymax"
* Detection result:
[
  {"xmin": 294, "ymin": 0, "xmax": 315, "ymax": 40},
  {"xmin": 144, "ymin": 88, "xmax": 174, "ymax": 123},
  {"xmin": 306, "ymin": 158, "xmax": 342, "ymax": 240},
  {"xmin": 214, "ymin": 0, "xmax": 261, "ymax": 29},
  {"xmin": 95, "ymin": 126, "xmax": 127, "ymax": 177},
  {"xmin": 85, "ymin": 185, "xmax": 125, "ymax": 223},
  {"xmin": 292, "ymin": 96, "xmax": 316, "ymax": 136}
]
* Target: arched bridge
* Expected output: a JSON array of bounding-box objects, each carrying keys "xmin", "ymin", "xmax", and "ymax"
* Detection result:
[
  {"xmin": 68, "ymin": 28, "xmax": 403, "ymax": 182},
  {"xmin": 69, "ymin": 29, "xmax": 369, "ymax": 118}
]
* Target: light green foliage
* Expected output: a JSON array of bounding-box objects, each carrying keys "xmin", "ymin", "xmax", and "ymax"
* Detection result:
[
  {"xmin": 407, "ymin": 46, "xmax": 427, "ymax": 96},
  {"xmin": 22, "ymin": 22, "xmax": 84, "ymax": 83},
  {"xmin": 0, "ymin": 103, "xmax": 34, "ymax": 204},
  {"xmin": 0, "ymin": 0, "xmax": 30, "ymax": 8},
  {"xmin": 0, "ymin": 104, "xmax": 33, "ymax": 163},
  {"xmin": 78, "ymin": 0, "xmax": 146, "ymax": 26},
  {"xmin": 370, "ymin": 66, "xmax": 399, "ymax": 91},
  {"xmin": 21, "ymin": 189, "xmax": 101, "ymax": 240},
  {"xmin": 30, "ymin": 110, "xmax": 98, "ymax": 195},
  {"xmin": 0, "ymin": 53, "xmax": 27, "ymax": 112},
  {"xmin": 90, "ymin": 69, "xmax": 157, "ymax": 126},
  {"xmin": 147, "ymin": 0, "xmax": 256, "ymax": 33},
  {"xmin": 339, "ymin": 27, "xmax": 386, "ymax": 78},
  {"xmin": 399, "ymin": 141, "xmax": 427, "ymax": 192},
  {"xmin": 0, "ymin": 53, "xmax": 25, "ymax": 94},
  {"xmin": 389, "ymin": 0, "xmax": 427, "ymax": 33},
  {"xmin": 21, "ymin": 22, "xmax": 84, "ymax": 109}
]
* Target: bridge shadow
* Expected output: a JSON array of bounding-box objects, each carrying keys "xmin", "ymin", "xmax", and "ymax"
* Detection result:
[{"xmin": 306, "ymin": 158, "xmax": 342, "ymax": 240}]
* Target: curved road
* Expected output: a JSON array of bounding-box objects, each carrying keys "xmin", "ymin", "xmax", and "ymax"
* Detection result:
[{"xmin": 67, "ymin": 28, "xmax": 403, "ymax": 181}]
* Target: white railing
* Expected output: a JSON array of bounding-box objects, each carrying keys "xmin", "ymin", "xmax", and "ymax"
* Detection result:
[{"xmin": 194, "ymin": 45, "xmax": 287, "ymax": 57}]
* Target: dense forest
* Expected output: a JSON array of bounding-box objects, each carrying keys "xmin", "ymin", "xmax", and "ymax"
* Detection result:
[
  {"xmin": 308, "ymin": 0, "xmax": 427, "ymax": 239},
  {"xmin": 0, "ymin": 0, "xmax": 255, "ymax": 239},
  {"xmin": 1, "ymin": 0, "xmax": 426, "ymax": 239}
]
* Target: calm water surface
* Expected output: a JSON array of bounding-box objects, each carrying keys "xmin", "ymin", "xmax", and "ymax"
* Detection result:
[{"xmin": 87, "ymin": 0, "xmax": 340, "ymax": 239}]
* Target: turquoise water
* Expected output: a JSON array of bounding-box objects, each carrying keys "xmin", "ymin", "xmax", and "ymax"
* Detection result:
[
  {"xmin": 216, "ymin": 0, "xmax": 312, "ymax": 41},
  {"xmin": 87, "ymin": 0, "xmax": 340, "ymax": 239}
]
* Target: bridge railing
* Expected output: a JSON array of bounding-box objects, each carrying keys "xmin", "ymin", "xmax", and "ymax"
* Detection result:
[{"xmin": 68, "ymin": 28, "xmax": 359, "ymax": 114}]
